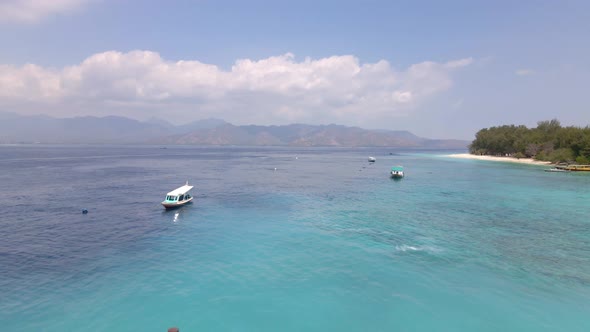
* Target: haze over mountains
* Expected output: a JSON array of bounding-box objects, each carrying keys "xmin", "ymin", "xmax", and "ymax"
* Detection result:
[{"xmin": 0, "ymin": 112, "xmax": 468, "ymax": 148}]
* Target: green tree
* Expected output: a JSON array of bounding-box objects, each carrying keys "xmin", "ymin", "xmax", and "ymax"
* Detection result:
[
  {"xmin": 576, "ymin": 155, "xmax": 590, "ymax": 165},
  {"xmin": 547, "ymin": 148, "xmax": 574, "ymax": 163},
  {"xmin": 469, "ymin": 119, "xmax": 590, "ymax": 162}
]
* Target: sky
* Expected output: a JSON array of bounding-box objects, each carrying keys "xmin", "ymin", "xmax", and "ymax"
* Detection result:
[{"xmin": 0, "ymin": 0, "xmax": 589, "ymax": 139}]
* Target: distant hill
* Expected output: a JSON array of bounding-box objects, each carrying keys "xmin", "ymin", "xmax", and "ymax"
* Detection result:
[
  {"xmin": 0, "ymin": 112, "xmax": 468, "ymax": 148},
  {"xmin": 162, "ymin": 123, "xmax": 468, "ymax": 148},
  {"xmin": 177, "ymin": 118, "xmax": 229, "ymax": 132},
  {"xmin": 0, "ymin": 112, "xmax": 171, "ymax": 144}
]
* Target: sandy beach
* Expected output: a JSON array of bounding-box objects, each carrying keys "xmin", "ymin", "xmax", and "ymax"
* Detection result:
[{"xmin": 447, "ymin": 153, "xmax": 552, "ymax": 165}]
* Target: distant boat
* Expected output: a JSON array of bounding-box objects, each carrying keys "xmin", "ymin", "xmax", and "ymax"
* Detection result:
[
  {"xmin": 390, "ymin": 166, "xmax": 404, "ymax": 179},
  {"xmin": 368, "ymin": 157, "xmax": 376, "ymax": 162},
  {"xmin": 162, "ymin": 181, "xmax": 194, "ymax": 209},
  {"xmin": 544, "ymin": 168, "xmax": 570, "ymax": 173}
]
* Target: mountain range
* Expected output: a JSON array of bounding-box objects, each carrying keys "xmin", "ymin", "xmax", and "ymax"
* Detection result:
[{"xmin": 0, "ymin": 112, "xmax": 468, "ymax": 148}]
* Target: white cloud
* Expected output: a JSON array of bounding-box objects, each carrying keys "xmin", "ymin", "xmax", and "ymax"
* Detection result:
[
  {"xmin": 0, "ymin": 0, "xmax": 91, "ymax": 23},
  {"xmin": 516, "ymin": 69, "xmax": 535, "ymax": 76},
  {"xmin": 444, "ymin": 58, "xmax": 474, "ymax": 69},
  {"xmin": 0, "ymin": 50, "xmax": 472, "ymax": 126}
]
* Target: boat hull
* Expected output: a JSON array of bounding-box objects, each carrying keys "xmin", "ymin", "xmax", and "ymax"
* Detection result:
[
  {"xmin": 161, "ymin": 197, "xmax": 193, "ymax": 209},
  {"xmin": 391, "ymin": 172, "xmax": 404, "ymax": 179}
]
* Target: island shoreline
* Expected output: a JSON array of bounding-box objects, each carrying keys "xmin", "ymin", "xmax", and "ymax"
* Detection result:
[{"xmin": 446, "ymin": 153, "xmax": 553, "ymax": 166}]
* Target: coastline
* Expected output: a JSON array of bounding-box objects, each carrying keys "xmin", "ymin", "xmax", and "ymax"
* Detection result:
[{"xmin": 446, "ymin": 153, "xmax": 553, "ymax": 165}]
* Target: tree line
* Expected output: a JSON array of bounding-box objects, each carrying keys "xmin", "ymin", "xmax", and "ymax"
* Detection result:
[{"xmin": 469, "ymin": 119, "xmax": 590, "ymax": 164}]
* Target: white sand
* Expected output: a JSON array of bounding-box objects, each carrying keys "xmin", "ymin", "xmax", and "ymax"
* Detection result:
[{"xmin": 446, "ymin": 153, "xmax": 552, "ymax": 165}]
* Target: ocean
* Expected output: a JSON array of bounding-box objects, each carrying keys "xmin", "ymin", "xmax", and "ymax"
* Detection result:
[{"xmin": 1, "ymin": 145, "xmax": 589, "ymax": 331}]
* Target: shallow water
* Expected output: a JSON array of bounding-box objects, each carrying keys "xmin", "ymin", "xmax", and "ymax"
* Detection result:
[{"xmin": 1, "ymin": 145, "xmax": 589, "ymax": 331}]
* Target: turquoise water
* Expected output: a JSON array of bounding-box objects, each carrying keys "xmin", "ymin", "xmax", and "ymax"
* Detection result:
[{"xmin": 1, "ymin": 146, "xmax": 589, "ymax": 331}]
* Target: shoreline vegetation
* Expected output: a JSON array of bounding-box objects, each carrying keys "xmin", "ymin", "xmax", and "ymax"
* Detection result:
[{"xmin": 467, "ymin": 119, "xmax": 590, "ymax": 165}]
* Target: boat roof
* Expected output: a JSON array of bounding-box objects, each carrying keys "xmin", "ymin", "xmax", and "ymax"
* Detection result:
[
  {"xmin": 391, "ymin": 166, "xmax": 404, "ymax": 171},
  {"xmin": 167, "ymin": 183, "xmax": 193, "ymax": 196}
]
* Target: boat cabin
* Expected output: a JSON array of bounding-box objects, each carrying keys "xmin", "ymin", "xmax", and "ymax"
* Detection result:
[
  {"xmin": 162, "ymin": 182, "xmax": 194, "ymax": 209},
  {"xmin": 164, "ymin": 193, "xmax": 192, "ymax": 203},
  {"xmin": 391, "ymin": 166, "xmax": 404, "ymax": 178}
]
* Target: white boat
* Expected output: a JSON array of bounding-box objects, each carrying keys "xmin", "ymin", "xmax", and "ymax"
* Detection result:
[
  {"xmin": 368, "ymin": 157, "xmax": 376, "ymax": 162},
  {"xmin": 390, "ymin": 166, "xmax": 404, "ymax": 179},
  {"xmin": 544, "ymin": 168, "xmax": 570, "ymax": 173},
  {"xmin": 162, "ymin": 181, "xmax": 194, "ymax": 209}
]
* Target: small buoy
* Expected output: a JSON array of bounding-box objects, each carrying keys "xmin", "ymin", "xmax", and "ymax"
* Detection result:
[
  {"xmin": 168, "ymin": 328, "xmax": 179, "ymax": 332},
  {"xmin": 274, "ymin": 167, "xmax": 277, "ymax": 171},
  {"xmin": 82, "ymin": 209, "xmax": 88, "ymax": 214}
]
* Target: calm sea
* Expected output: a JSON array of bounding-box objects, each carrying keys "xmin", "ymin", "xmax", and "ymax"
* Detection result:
[{"xmin": 1, "ymin": 145, "xmax": 589, "ymax": 331}]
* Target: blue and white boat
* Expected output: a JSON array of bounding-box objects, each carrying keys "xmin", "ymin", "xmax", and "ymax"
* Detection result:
[
  {"xmin": 162, "ymin": 181, "xmax": 194, "ymax": 209},
  {"xmin": 390, "ymin": 166, "xmax": 404, "ymax": 179},
  {"xmin": 544, "ymin": 168, "xmax": 570, "ymax": 173}
]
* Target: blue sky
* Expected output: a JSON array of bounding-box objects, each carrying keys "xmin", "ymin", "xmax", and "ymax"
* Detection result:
[{"xmin": 0, "ymin": 0, "xmax": 588, "ymax": 139}]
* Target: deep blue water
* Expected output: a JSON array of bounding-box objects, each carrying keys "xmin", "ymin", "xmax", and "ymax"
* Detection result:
[{"xmin": 1, "ymin": 145, "xmax": 589, "ymax": 331}]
